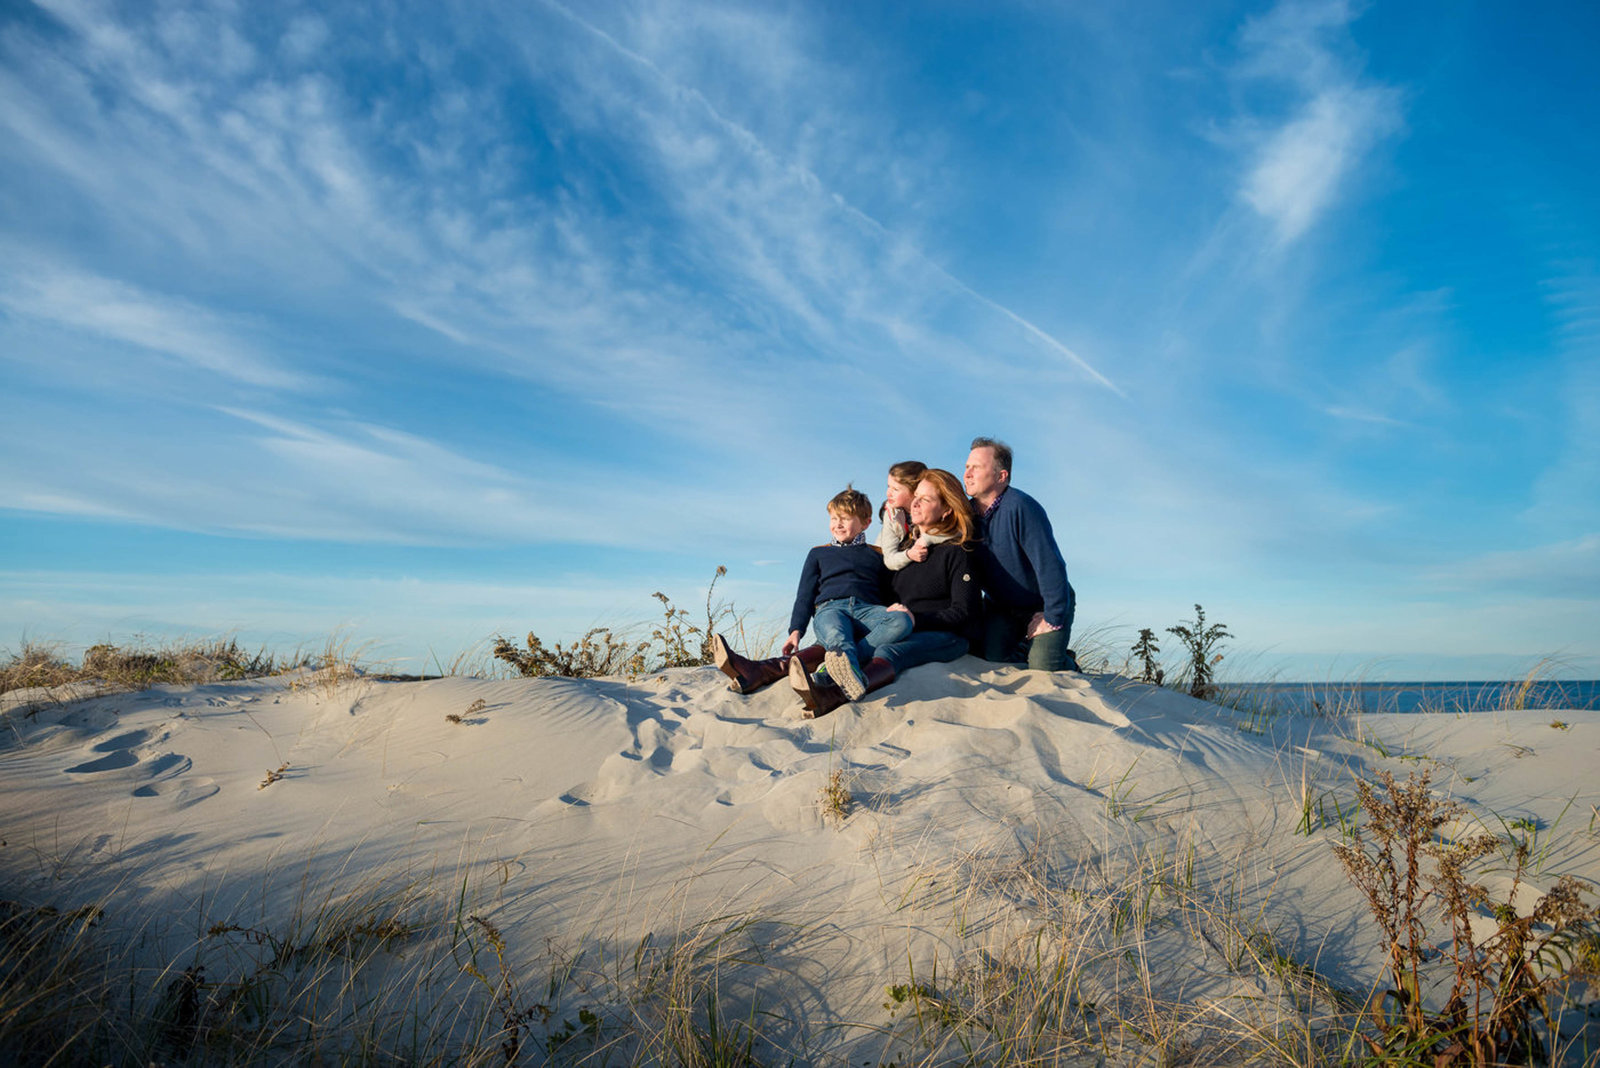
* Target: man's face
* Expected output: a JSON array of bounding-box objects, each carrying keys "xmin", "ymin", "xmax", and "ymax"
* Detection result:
[
  {"xmin": 829, "ymin": 510, "xmax": 869, "ymax": 543},
  {"xmin": 964, "ymin": 447, "xmax": 1007, "ymax": 500}
]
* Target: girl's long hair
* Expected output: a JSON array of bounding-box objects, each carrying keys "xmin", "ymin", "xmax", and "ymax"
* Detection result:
[
  {"xmin": 917, "ymin": 468, "xmax": 975, "ymax": 546},
  {"xmin": 888, "ymin": 460, "xmax": 928, "ymax": 493},
  {"xmin": 880, "ymin": 460, "xmax": 928, "ymax": 550}
]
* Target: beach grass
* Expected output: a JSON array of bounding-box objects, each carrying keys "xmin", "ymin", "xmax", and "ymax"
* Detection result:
[
  {"xmin": 0, "ymin": 635, "xmax": 301, "ymax": 701},
  {"xmin": 4, "ymin": 761, "xmax": 1593, "ymax": 1066}
]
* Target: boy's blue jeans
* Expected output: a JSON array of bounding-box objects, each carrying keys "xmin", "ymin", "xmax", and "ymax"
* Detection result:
[{"xmin": 811, "ymin": 598, "xmax": 913, "ymax": 679}]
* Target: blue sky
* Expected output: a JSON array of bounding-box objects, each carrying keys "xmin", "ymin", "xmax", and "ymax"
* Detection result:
[{"xmin": 2, "ymin": 0, "xmax": 1596, "ymax": 681}]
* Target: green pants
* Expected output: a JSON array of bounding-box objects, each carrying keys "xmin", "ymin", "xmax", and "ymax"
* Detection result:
[{"xmin": 980, "ymin": 610, "xmax": 1080, "ymax": 672}]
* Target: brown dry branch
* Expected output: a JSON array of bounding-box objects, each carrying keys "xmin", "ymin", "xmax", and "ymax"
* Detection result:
[
  {"xmin": 494, "ymin": 566, "xmax": 748, "ymax": 679},
  {"xmin": 1335, "ymin": 768, "xmax": 1600, "ymax": 1065}
]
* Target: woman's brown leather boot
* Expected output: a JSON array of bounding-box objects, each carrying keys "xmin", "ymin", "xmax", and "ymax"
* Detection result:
[{"xmin": 713, "ymin": 634, "xmax": 824, "ymax": 695}]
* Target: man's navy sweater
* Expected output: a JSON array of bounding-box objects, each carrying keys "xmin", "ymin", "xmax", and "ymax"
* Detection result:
[
  {"xmin": 972, "ymin": 487, "xmax": 1074, "ymax": 628},
  {"xmin": 788, "ymin": 543, "xmax": 891, "ymax": 635}
]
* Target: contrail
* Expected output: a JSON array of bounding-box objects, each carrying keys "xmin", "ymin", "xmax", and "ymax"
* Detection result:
[{"xmin": 536, "ymin": 0, "xmax": 1124, "ymax": 396}]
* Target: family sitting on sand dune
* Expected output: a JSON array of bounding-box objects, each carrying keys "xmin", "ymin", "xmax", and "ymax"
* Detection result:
[{"xmin": 713, "ymin": 436, "xmax": 1079, "ymax": 718}]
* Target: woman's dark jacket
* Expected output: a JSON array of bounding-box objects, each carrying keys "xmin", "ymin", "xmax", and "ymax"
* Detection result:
[{"xmin": 889, "ymin": 541, "xmax": 982, "ymax": 650}]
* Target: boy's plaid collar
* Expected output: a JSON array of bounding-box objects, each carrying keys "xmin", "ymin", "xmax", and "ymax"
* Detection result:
[{"xmin": 830, "ymin": 533, "xmax": 868, "ymax": 546}]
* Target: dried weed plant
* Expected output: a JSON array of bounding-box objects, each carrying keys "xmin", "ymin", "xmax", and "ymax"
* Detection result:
[
  {"xmin": 1335, "ymin": 768, "xmax": 1600, "ymax": 1064},
  {"xmin": 492, "ymin": 626, "xmax": 651, "ymax": 680},
  {"xmin": 494, "ymin": 566, "xmax": 756, "ymax": 679},
  {"xmin": 819, "ymin": 770, "xmax": 852, "ymax": 826}
]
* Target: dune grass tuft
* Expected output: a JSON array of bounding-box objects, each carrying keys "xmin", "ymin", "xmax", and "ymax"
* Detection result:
[
  {"xmin": 0, "ymin": 635, "xmax": 301, "ymax": 704},
  {"xmin": 0, "ymin": 640, "xmax": 80, "ymax": 693}
]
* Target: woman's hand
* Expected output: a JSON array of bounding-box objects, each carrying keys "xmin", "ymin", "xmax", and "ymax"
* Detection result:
[
  {"xmin": 781, "ymin": 630, "xmax": 803, "ymax": 656},
  {"xmin": 888, "ymin": 603, "xmax": 915, "ymax": 626}
]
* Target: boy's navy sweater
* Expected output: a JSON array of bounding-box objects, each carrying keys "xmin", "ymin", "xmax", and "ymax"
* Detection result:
[
  {"xmin": 972, "ymin": 487, "xmax": 1074, "ymax": 628},
  {"xmin": 788, "ymin": 543, "xmax": 892, "ymax": 635}
]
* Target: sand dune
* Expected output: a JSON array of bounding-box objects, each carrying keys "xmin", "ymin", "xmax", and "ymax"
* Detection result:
[{"xmin": 2, "ymin": 660, "xmax": 1597, "ymax": 1063}]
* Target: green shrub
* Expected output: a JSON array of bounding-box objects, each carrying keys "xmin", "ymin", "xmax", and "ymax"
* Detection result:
[
  {"xmin": 1130, "ymin": 627, "xmax": 1163, "ymax": 685},
  {"xmin": 1166, "ymin": 604, "xmax": 1230, "ymax": 701}
]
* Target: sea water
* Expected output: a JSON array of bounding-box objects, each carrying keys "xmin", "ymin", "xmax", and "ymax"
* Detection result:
[{"xmin": 1223, "ymin": 679, "xmax": 1600, "ymax": 715}]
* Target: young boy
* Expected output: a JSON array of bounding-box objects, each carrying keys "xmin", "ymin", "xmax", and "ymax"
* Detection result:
[{"xmin": 784, "ymin": 486, "xmax": 913, "ymax": 699}]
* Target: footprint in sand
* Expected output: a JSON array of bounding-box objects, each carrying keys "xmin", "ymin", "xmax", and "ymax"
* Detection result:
[
  {"xmin": 558, "ymin": 783, "xmax": 595, "ymax": 806},
  {"xmin": 65, "ymin": 727, "xmax": 197, "ymax": 801},
  {"xmin": 132, "ymin": 776, "xmax": 218, "ymax": 809},
  {"xmin": 65, "ymin": 749, "xmax": 141, "ymax": 774},
  {"xmin": 124, "ymin": 753, "xmax": 195, "ymax": 798},
  {"xmin": 66, "ymin": 727, "xmax": 161, "ymax": 774},
  {"xmin": 94, "ymin": 729, "xmax": 151, "ymax": 751},
  {"xmin": 65, "ymin": 728, "xmax": 152, "ymax": 774},
  {"xmin": 145, "ymin": 752, "xmax": 191, "ymax": 777}
]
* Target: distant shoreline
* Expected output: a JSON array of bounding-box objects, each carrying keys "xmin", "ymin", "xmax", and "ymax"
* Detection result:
[{"xmin": 1223, "ymin": 678, "xmax": 1600, "ymax": 714}]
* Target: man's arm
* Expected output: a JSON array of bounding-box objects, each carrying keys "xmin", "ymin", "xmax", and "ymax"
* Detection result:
[{"xmin": 1018, "ymin": 499, "xmax": 1072, "ymax": 629}]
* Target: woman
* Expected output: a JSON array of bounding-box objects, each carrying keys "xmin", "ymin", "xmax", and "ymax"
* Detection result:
[{"xmin": 790, "ymin": 468, "xmax": 980, "ymax": 717}]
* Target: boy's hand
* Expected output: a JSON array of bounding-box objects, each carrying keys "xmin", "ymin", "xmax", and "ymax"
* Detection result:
[
  {"xmin": 781, "ymin": 630, "xmax": 803, "ymax": 656},
  {"xmin": 1025, "ymin": 612, "xmax": 1059, "ymax": 639}
]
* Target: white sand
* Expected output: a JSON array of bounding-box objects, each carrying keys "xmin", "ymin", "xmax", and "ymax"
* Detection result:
[{"xmin": 3, "ymin": 660, "xmax": 1597, "ymax": 1063}]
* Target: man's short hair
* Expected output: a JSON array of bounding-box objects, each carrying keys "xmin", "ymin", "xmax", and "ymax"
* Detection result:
[
  {"xmin": 970, "ymin": 436, "xmax": 1013, "ymax": 476},
  {"xmin": 828, "ymin": 485, "xmax": 873, "ymax": 521}
]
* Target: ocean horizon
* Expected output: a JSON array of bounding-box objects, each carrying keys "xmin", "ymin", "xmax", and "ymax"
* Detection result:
[{"xmin": 1224, "ymin": 678, "xmax": 1600, "ymax": 715}]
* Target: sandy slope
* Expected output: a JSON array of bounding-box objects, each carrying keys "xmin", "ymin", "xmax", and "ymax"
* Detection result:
[{"xmin": 2, "ymin": 660, "xmax": 1597, "ymax": 1062}]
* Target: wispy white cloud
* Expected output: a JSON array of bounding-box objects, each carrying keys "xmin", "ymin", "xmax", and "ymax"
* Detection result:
[
  {"xmin": 0, "ymin": 262, "xmax": 305, "ymax": 389},
  {"xmin": 525, "ymin": 0, "xmax": 1121, "ymax": 393},
  {"xmin": 1321, "ymin": 405, "xmax": 1409, "ymax": 428},
  {"xmin": 1423, "ymin": 534, "xmax": 1600, "ymax": 599},
  {"xmin": 1232, "ymin": 0, "xmax": 1401, "ymax": 245},
  {"xmin": 1242, "ymin": 86, "xmax": 1399, "ymax": 244},
  {"xmin": 1527, "ymin": 262, "xmax": 1600, "ymax": 531},
  {"xmin": 3, "ymin": 0, "xmax": 1119, "ymax": 481},
  {"xmin": 0, "ymin": 398, "xmax": 814, "ymax": 553}
]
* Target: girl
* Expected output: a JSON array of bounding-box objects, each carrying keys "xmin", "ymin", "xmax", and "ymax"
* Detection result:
[{"xmin": 879, "ymin": 460, "xmax": 928, "ymax": 570}]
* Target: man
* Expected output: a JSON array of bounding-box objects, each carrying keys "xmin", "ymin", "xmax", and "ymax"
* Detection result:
[{"xmin": 964, "ymin": 436, "xmax": 1079, "ymax": 671}]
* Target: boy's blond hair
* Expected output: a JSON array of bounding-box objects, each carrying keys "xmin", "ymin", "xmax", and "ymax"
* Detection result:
[{"xmin": 828, "ymin": 485, "xmax": 873, "ymax": 522}]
